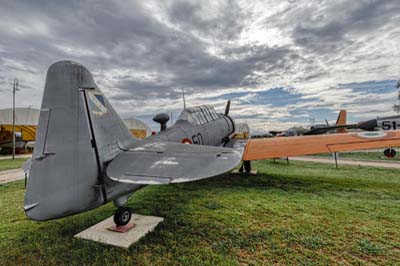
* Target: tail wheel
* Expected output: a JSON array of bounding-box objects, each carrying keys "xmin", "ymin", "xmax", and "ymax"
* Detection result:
[
  {"xmin": 114, "ymin": 207, "xmax": 132, "ymax": 226},
  {"xmin": 384, "ymin": 148, "xmax": 396, "ymax": 158}
]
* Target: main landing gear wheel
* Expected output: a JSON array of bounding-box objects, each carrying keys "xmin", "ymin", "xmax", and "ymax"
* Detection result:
[
  {"xmin": 114, "ymin": 207, "xmax": 132, "ymax": 226},
  {"xmin": 384, "ymin": 148, "xmax": 396, "ymax": 158}
]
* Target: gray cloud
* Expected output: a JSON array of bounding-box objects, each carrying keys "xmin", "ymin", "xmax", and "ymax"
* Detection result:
[
  {"xmin": 291, "ymin": 0, "xmax": 400, "ymax": 54},
  {"xmin": 0, "ymin": 0, "xmax": 399, "ymax": 132}
]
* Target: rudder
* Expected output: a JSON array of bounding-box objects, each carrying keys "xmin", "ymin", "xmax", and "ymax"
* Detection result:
[{"xmin": 336, "ymin": 110, "xmax": 347, "ymax": 133}]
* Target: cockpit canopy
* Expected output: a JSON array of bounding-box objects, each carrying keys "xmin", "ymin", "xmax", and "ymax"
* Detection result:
[{"xmin": 177, "ymin": 105, "xmax": 222, "ymax": 125}]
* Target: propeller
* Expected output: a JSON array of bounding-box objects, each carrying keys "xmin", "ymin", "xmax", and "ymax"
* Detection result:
[{"xmin": 224, "ymin": 100, "xmax": 231, "ymax": 116}]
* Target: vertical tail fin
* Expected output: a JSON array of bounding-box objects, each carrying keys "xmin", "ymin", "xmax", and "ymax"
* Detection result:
[
  {"xmin": 182, "ymin": 88, "xmax": 186, "ymax": 110},
  {"xmin": 24, "ymin": 61, "xmax": 134, "ymax": 221},
  {"xmin": 336, "ymin": 110, "xmax": 347, "ymax": 133}
]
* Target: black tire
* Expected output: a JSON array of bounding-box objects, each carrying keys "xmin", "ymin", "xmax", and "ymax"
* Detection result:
[
  {"xmin": 384, "ymin": 148, "xmax": 396, "ymax": 158},
  {"xmin": 113, "ymin": 207, "xmax": 132, "ymax": 226}
]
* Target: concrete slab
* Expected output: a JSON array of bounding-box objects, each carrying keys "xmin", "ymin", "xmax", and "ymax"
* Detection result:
[
  {"xmin": 231, "ymin": 169, "xmax": 258, "ymax": 175},
  {"xmin": 74, "ymin": 214, "xmax": 163, "ymax": 249}
]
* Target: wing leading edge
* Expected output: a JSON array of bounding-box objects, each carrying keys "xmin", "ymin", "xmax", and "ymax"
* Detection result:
[
  {"xmin": 243, "ymin": 131, "xmax": 400, "ymax": 161},
  {"xmin": 106, "ymin": 141, "xmax": 241, "ymax": 184}
]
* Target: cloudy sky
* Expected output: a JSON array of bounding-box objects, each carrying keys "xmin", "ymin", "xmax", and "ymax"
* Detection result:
[{"xmin": 0, "ymin": 0, "xmax": 399, "ymax": 133}]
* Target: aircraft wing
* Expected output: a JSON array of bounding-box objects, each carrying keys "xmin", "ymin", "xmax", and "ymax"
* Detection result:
[
  {"xmin": 106, "ymin": 141, "xmax": 241, "ymax": 184},
  {"xmin": 243, "ymin": 131, "xmax": 400, "ymax": 161}
]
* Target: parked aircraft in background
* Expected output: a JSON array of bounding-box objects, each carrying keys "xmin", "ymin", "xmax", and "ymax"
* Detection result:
[
  {"xmin": 269, "ymin": 110, "xmax": 356, "ymax": 136},
  {"xmin": 358, "ymin": 115, "xmax": 400, "ymax": 131},
  {"xmin": 24, "ymin": 61, "xmax": 400, "ymax": 227},
  {"xmin": 357, "ymin": 115, "xmax": 400, "ymax": 158}
]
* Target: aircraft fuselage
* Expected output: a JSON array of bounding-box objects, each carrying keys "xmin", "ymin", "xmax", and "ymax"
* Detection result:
[
  {"xmin": 358, "ymin": 115, "xmax": 400, "ymax": 131},
  {"xmin": 149, "ymin": 105, "xmax": 236, "ymax": 147}
]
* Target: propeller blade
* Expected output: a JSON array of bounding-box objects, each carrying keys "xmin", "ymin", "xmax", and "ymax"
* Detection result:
[{"xmin": 225, "ymin": 100, "xmax": 231, "ymax": 116}]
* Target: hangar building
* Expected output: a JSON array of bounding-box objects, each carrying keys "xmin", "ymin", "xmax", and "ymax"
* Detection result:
[
  {"xmin": 123, "ymin": 118, "xmax": 152, "ymax": 139},
  {"xmin": 0, "ymin": 108, "xmax": 40, "ymax": 153},
  {"xmin": 0, "ymin": 108, "xmax": 151, "ymax": 154},
  {"xmin": 233, "ymin": 123, "xmax": 251, "ymax": 139}
]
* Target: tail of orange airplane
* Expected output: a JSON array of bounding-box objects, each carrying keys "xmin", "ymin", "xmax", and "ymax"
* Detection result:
[{"xmin": 335, "ymin": 110, "xmax": 347, "ymax": 133}]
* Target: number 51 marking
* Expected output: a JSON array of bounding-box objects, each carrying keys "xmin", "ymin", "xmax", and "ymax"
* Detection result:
[{"xmin": 382, "ymin": 121, "xmax": 397, "ymax": 130}]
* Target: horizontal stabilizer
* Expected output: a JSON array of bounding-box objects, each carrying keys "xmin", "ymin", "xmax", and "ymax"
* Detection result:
[{"xmin": 106, "ymin": 141, "xmax": 241, "ymax": 184}]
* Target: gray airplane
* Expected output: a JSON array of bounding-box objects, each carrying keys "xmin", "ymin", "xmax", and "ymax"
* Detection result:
[
  {"xmin": 24, "ymin": 61, "xmax": 400, "ymax": 227},
  {"xmin": 24, "ymin": 61, "xmax": 246, "ymax": 226},
  {"xmin": 150, "ymin": 103, "xmax": 236, "ymax": 145},
  {"xmin": 358, "ymin": 115, "xmax": 400, "ymax": 131},
  {"xmin": 357, "ymin": 114, "xmax": 400, "ymax": 158},
  {"xmin": 269, "ymin": 110, "xmax": 355, "ymax": 137}
]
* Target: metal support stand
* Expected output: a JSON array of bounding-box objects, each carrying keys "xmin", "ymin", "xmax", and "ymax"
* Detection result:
[
  {"xmin": 333, "ymin": 152, "xmax": 338, "ymax": 169},
  {"xmin": 233, "ymin": 161, "xmax": 257, "ymax": 175},
  {"xmin": 286, "ymin": 157, "xmax": 289, "ymax": 165},
  {"xmin": 12, "ymin": 79, "xmax": 18, "ymax": 160}
]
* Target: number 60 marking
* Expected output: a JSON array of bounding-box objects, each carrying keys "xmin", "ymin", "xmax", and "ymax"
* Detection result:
[{"xmin": 192, "ymin": 133, "xmax": 204, "ymax": 145}]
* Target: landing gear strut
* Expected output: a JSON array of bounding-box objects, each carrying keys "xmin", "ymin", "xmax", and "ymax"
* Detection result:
[
  {"xmin": 113, "ymin": 207, "xmax": 132, "ymax": 226},
  {"xmin": 239, "ymin": 160, "xmax": 252, "ymax": 173}
]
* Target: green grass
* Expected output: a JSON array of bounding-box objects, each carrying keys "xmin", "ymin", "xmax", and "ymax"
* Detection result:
[
  {"xmin": 1, "ymin": 160, "xmax": 400, "ymax": 265},
  {"xmin": 0, "ymin": 158, "xmax": 28, "ymax": 171}
]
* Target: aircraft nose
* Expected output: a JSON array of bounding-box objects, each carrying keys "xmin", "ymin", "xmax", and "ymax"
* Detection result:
[{"xmin": 358, "ymin": 119, "xmax": 377, "ymax": 131}]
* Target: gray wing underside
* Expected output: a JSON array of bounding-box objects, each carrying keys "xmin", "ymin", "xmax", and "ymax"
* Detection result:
[{"xmin": 106, "ymin": 141, "xmax": 242, "ymax": 185}]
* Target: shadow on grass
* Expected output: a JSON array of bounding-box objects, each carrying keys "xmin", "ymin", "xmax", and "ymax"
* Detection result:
[{"xmin": 2, "ymin": 181, "xmax": 212, "ymax": 264}]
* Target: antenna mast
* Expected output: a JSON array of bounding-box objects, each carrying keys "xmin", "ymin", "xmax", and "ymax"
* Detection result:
[
  {"xmin": 182, "ymin": 88, "xmax": 186, "ymax": 110},
  {"xmin": 12, "ymin": 78, "xmax": 19, "ymax": 160}
]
